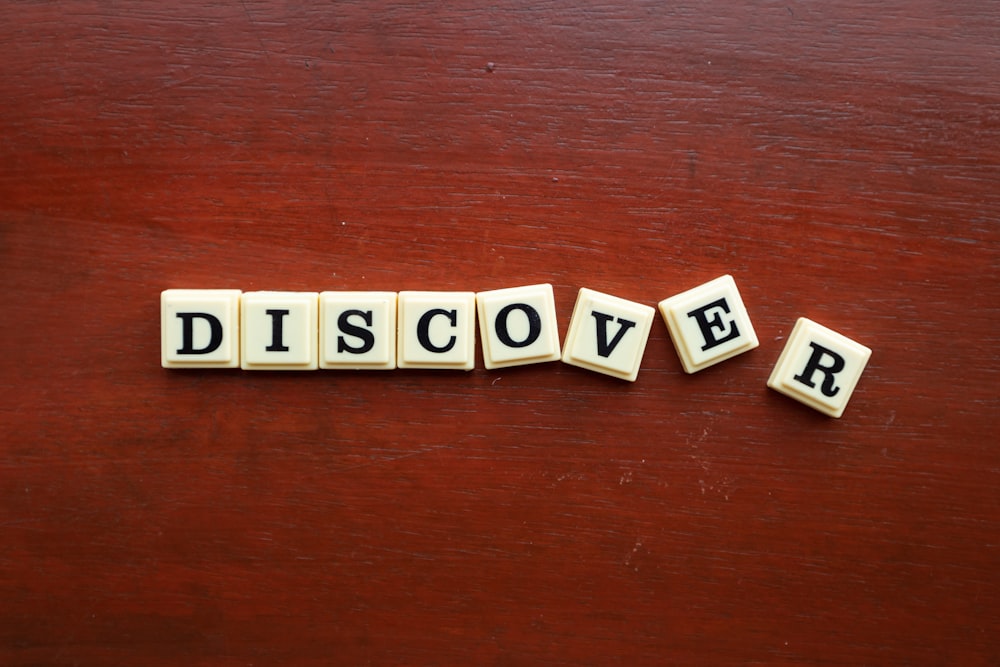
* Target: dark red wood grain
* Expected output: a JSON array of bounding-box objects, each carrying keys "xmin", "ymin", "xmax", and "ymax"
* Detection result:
[{"xmin": 1, "ymin": 1, "xmax": 998, "ymax": 664}]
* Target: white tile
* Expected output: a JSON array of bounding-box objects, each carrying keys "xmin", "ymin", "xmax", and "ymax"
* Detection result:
[
  {"xmin": 767, "ymin": 317, "xmax": 872, "ymax": 418},
  {"xmin": 161, "ymin": 289, "xmax": 242, "ymax": 368},
  {"xmin": 560, "ymin": 288, "xmax": 655, "ymax": 382},
  {"xmin": 319, "ymin": 291, "xmax": 397, "ymax": 370},
  {"xmin": 658, "ymin": 274, "xmax": 759, "ymax": 373},
  {"xmin": 397, "ymin": 291, "xmax": 476, "ymax": 370},
  {"xmin": 241, "ymin": 291, "xmax": 319, "ymax": 370},
  {"xmin": 476, "ymin": 284, "xmax": 561, "ymax": 369}
]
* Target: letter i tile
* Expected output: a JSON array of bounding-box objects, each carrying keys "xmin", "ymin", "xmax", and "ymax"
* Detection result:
[
  {"xmin": 767, "ymin": 317, "xmax": 871, "ymax": 418},
  {"xmin": 561, "ymin": 288, "xmax": 655, "ymax": 382},
  {"xmin": 161, "ymin": 289, "xmax": 242, "ymax": 368},
  {"xmin": 241, "ymin": 291, "xmax": 319, "ymax": 370},
  {"xmin": 658, "ymin": 275, "xmax": 758, "ymax": 373}
]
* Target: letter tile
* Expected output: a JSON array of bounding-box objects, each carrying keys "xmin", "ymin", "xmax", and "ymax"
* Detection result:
[
  {"xmin": 241, "ymin": 291, "xmax": 319, "ymax": 370},
  {"xmin": 767, "ymin": 317, "xmax": 871, "ymax": 418},
  {"xmin": 161, "ymin": 289, "xmax": 242, "ymax": 368},
  {"xmin": 476, "ymin": 284, "xmax": 561, "ymax": 369},
  {"xmin": 561, "ymin": 288, "xmax": 655, "ymax": 382},
  {"xmin": 319, "ymin": 291, "xmax": 397, "ymax": 370},
  {"xmin": 397, "ymin": 291, "xmax": 476, "ymax": 370},
  {"xmin": 657, "ymin": 275, "xmax": 759, "ymax": 373}
]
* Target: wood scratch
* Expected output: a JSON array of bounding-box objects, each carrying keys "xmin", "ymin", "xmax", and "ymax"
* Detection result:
[{"xmin": 240, "ymin": 0, "xmax": 271, "ymax": 64}]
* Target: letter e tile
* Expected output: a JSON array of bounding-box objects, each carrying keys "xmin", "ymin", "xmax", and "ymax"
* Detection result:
[{"xmin": 658, "ymin": 275, "xmax": 759, "ymax": 373}]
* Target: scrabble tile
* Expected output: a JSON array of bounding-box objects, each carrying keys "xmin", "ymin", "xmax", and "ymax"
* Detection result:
[
  {"xmin": 767, "ymin": 317, "xmax": 872, "ymax": 418},
  {"xmin": 561, "ymin": 288, "xmax": 655, "ymax": 382},
  {"xmin": 476, "ymin": 284, "xmax": 561, "ymax": 369},
  {"xmin": 658, "ymin": 274, "xmax": 759, "ymax": 373},
  {"xmin": 397, "ymin": 291, "xmax": 477, "ymax": 370},
  {"xmin": 241, "ymin": 291, "xmax": 319, "ymax": 370},
  {"xmin": 161, "ymin": 289, "xmax": 242, "ymax": 368},
  {"xmin": 319, "ymin": 291, "xmax": 397, "ymax": 370}
]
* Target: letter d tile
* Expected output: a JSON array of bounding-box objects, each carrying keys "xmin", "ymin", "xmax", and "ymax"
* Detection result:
[{"xmin": 161, "ymin": 289, "xmax": 242, "ymax": 368}]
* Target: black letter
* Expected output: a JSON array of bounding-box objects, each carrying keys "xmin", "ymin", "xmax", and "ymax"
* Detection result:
[
  {"xmin": 175, "ymin": 312, "xmax": 223, "ymax": 355},
  {"xmin": 417, "ymin": 309, "xmax": 457, "ymax": 353},
  {"xmin": 591, "ymin": 311, "xmax": 636, "ymax": 357},
  {"xmin": 686, "ymin": 298, "xmax": 740, "ymax": 351},
  {"xmin": 792, "ymin": 342, "xmax": 846, "ymax": 397},
  {"xmin": 265, "ymin": 309, "xmax": 290, "ymax": 352},
  {"xmin": 495, "ymin": 303, "xmax": 541, "ymax": 348},
  {"xmin": 337, "ymin": 309, "xmax": 375, "ymax": 354}
]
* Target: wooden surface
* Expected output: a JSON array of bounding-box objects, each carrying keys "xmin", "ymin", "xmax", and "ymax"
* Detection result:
[{"xmin": 2, "ymin": 1, "xmax": 999, "ymax": 664}]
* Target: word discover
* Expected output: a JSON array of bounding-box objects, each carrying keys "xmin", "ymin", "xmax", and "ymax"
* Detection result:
[{"xmin": 161, "ymin": 276, "xmax": 871, "ymax": 417}]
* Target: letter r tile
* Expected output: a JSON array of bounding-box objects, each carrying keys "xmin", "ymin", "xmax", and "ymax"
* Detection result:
[
  {"xmin": 767, "ymin": 317, "xmax": 872, "ymax": 418},
  {"xmin": 561, "ymin": 288, "xmax": 655, "ymax": 382},
  {"xmin": 161, "ymin": 289, "xmax": 242, "ymax": 368},
  {"xmin": 658, "ymin": 275, "xmax": 759, "ymax": 373}
]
